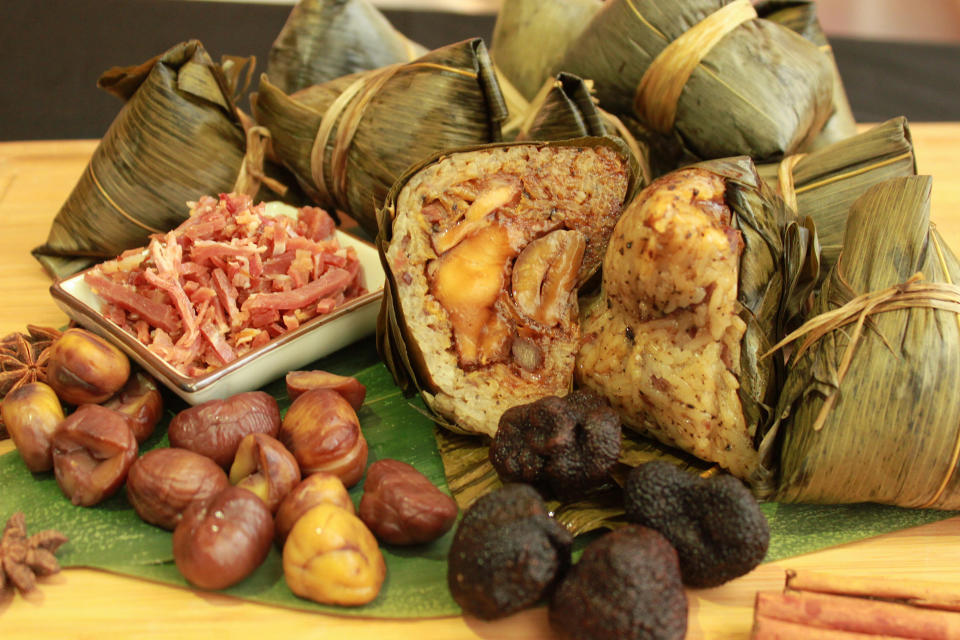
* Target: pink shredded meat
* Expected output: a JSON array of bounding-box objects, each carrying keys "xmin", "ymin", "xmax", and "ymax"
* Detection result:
[{"xmin": 84, "ymin": 193, "xmax": 366, "ymax": 376}]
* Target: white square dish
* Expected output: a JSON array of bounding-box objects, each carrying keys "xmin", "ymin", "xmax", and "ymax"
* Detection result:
[{"xmin": 50, "ymin": 230, "xmax": 385, "ymax": 405}]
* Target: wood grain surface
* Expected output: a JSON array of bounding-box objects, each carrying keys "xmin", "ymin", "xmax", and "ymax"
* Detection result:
[{"xmin": 1, "ymin": 126, "xmax": 959, "ymax": 639}]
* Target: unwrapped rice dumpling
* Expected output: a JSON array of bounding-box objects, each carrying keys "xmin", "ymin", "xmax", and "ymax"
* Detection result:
[
  {"xmin": 266, "ymin": 0, "xmax": 426, "ymax": 95},
  {"xmin": 556, "ymin": 0, "xmax": 835, "ymax": 161},
  {"xmin": 378, "ymin": 138, "xmax": 637, "ymax": 437},
  {"xmin": 254, "ymin": 38, "xmax": 508, "ymax": 237},
  {"xmin": 763, "ymin": 176, "xmax": 960, "ymax": 509},
  {"xmin": 576, "ymin": 158, "xmax": 817, "ymax": 480}
]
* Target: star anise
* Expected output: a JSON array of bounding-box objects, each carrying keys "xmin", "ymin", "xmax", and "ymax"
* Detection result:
[
  {"xmin": 0, "ymin": 325, "xmax": 61, "ymax": 397},
  {"xmin": 0, "ymin": 511, "xmax": 69, "ymax": 593}
]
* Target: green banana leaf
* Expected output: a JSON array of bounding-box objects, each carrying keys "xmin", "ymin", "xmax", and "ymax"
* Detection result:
[{"xmin": 0, "ymin": 336, "xmax": 955, "ymax": 617}]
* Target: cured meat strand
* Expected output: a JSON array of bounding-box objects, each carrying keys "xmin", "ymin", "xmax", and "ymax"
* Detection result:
[
  {"xmin": 242, "ymin": 267, "xmax": 352, "ymax": 313},
  {"xmin": 84, "ymin": 272, "xmax": 180, "ymax": 334}
]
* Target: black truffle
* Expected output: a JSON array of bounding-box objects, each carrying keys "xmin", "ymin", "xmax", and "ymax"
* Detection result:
[
  {"xmin": 447, "ymin": 483, "xmax": 573, "ymax": 619},
  {"xmin": 623, "ymin": 461, "xmax": 770, "ymax": 588},
  {"xmin": 490, "ymin": 390, "xmax": 621, "ymax": 500},
  {"xmin": 549, "ymin": 525, "xmax": 687, "ymax": 640}
]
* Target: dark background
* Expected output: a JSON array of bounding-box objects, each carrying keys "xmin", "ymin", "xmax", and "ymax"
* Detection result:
[{"xmin": 2, "ymin": 0, "xmax": 959, "ymax": 141}]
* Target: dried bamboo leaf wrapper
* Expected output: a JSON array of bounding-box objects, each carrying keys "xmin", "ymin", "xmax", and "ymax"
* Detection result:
[
  {"xmin": 266, "ymin": 0, "xmax": 427, "ymax": 95},
  {"xmin": 376, "ymin": 138, "xmax": 637, "ymax": 438},
  {"xmin": 555, "ymin": 0, "xmax": 834, "ymax": 161},
  {"xmin": 576, "ymin": 157, "xmax": 818, "ymax": 481},
  {"xmin": 755, "ymin": 0, "xmax": 858, "ymax": 151},
  {"xmin": 490, "ymin": 0, "xmax": 605, "ymax": 101},
  {"xmin": 769, "ymin": 176, "xmax": 960, "ymax": 509},
  {"xmin": 32, "ymin": 41, "xmax": 260, "ymax": 279},
  {"xmin": 516, "ymin": 73, "xmax": 652, "ymax": 185},
  {"xmin": 253, "ymin": 38, "xmax": 508, "ymax": 237},
  {"xmin": 757, "ymin": 117, "xmax": 917, "ymax": 281}
]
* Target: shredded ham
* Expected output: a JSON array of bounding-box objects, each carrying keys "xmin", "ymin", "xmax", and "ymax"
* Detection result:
[{"xmin": 84, "ymin": 193, "xmax": 366, "ymax": 375}]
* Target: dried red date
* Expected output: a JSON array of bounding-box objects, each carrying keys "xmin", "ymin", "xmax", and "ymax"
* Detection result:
[
  {"xmin": 173, "ymin": 486, "xmax": 274, "ymax": 590},
  {"xmin": 169, "ymin": 391, "xmax": 280, "ymax": 467},
  {"xmin": 126, "ymin": 448, "xmax": 230, "ymax": 530},
  {"xmin": 359, "ymin": 459, "xmax": 458, "ymax": 545},
  {"xmin": 52, "ymin": 404, "xmax": 138, "ymax": 506}
]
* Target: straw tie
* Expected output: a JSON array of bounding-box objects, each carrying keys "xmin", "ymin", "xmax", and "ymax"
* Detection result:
[
  {"xmin": 310, "ymin": 62, "xmax": 477, "ymax": 212},
  {"xmin": 776, "ymin": 153, "xmax": 807, "ymax": 213},
  {"xmin": 633, "ymin": 0, "xmax": 757, "ymax": 134},
  {"xmin": 233, "ymin": 125, "xmax": 288, "ymax": 198}
]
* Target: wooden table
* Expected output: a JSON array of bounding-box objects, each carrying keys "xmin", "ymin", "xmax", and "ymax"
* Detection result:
[{"xmin": 1, "ymin": 128, "xmax": 959, "ymax": 638}]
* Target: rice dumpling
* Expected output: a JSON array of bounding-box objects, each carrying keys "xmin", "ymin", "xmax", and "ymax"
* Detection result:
[
  {"xmin": 555, "ymin": 0, "xmax": 835, "ymax": 161},
  {"xmin": 757, "ymin": 117, "xmax": 916, "ymax": 281},
  {"xmin": 516, "ymin": 73, "xmax": 651, "ymax": 184},
  {"xmin": 490, "ymin": 0, "xmax": 604, "ymax": 101},
  {"xmin": 755, "ymin": 0, "xmax": 858, "ymax": 151},
  {"xmin": 266, "ymin": 0, "xmax": 426, "ymax": 95},
  {"xmin": 762, "ymin": 176, "xmax": 960, "ymax": 509},
  {"xmin": 32, "ymin": 41, "xmax": 291, "ymax": 280},
  {"xmin": 253, "ymin": 38, "xmax": 508, "ymax": 237},
  {"xmin": 576, "ymin": 157, "xmax": 818, "ymax": 480},
  {"xmin": 377, "ymin": 138, "xmax": 637, "ymax": 437}
]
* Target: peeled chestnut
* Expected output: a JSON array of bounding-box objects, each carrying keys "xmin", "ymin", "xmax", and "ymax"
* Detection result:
[
  {"xmin": 103, "ymin": 371, "xmax": 163, "ymax": 443},
  {"xmin": 126, "ymin": 448, "xmax": 230, "ymax": 530},
  {"xmin": 283, "ymin": 503, "xmax": 385, "ymax": 606},
  {"xmin": 279, "ymin": 389, "xmax": 367, "ymax": 488},
  {"xmin": 274, "ymin": 472, "xmax": 354, "ymax": 545},
  {"xmin": 173, "ymin": 486, "xmax": 274, "ymax": 590},
  {"xmin": 52, "ymin": 404, "xmax": 138, "ymax": 506},
  {"xmin": 45, "ymin": 328, "xmax": 130, "ymax": 405},
  {"xmin": 285, "ymin": 370, "xmax": 366, "ymax": 411},
  {"xmin": 1, "ymin": 381, "xmax": 65, "ymax": 472},
  {"xmin": 229, "ymin": 433, "xmax": 301, "ymax": 513},
  {"xmin": 169, "ymin": 391, "xmax": 280, "ymax": 467},
  {"xmin": 359, "ymin": 459, "xmax": 458, "ymax": 545}
]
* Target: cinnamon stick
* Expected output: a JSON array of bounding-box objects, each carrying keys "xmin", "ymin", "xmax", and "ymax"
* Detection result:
[
  {"xmin": 752, "ymin": 614, "xmax": 906, "ymax": 639},
  {"xmin": 754, "ymin": 590, "xmax": 960, "ymax": 639},
  {"xmin": 786, "ymin": 570, "xmax": 960, "ymax": 612}
]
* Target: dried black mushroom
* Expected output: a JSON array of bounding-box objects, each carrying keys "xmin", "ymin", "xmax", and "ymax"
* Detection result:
[
  {"xmin": 447, "ymin": 483, "xmax": 573, "ymax": 620},
  {"xmin": 623, "ymin": 461, "xmax": 769, "ymax": 588},
  {"xmin": 490, "ymin": 390, "xmax": 622, "ymax": 500},
  {"xmin": 549, "ymin": 525, "xmax": 687, "ymax": 640}
]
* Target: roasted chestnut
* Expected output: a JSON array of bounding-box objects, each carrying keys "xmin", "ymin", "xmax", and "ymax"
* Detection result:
[
  {"xmin": 52, "ymin": 404, "xmax": 138, "ymax": 506},
  {"xmin": 173, "ymin": 486, "xmax": 274, "ymax": 590},
  {"xmin": 229, "ymin": 433, "xmax": 301, "ymax": 513},
  {"xmin": 359, "ymin": 459, "xmax": 458, "ymax": 545},
  {"xmin": 274, "ymin": 472, "xmax": 354, "ymax": 545},
  {"xmin": 283, "ymin": 503, "xmax": 385, "ymax": 606},
  {"xmin": 102, "ymin": 371, "xmax": 163, "ymax": 443},
  {"xmin": 285, "ymin": 370, "xmax": 366, "ymax": 411},
  {"xmin": 1, "ymin": 381, "xmax": 65, "ymax": 472},
  {"xmin": 168, "ymin": 391, "xmax": 280, "ymax": 467},
  {"xmin": 279, "ymin": 389, "xmax": 367, "ymax": 488},
  {"xmin": 126, "ymin": 448, "xmax": 230, "ymax": 530},
  {"xmin": 45, "ymin": 328, "xmax": 130, "ymax": 405}
]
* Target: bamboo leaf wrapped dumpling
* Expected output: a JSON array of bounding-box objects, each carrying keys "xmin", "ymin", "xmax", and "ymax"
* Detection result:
[
  {"xmin": 576, "ymin": 158, "xmax": 818, "ymax": 480},
  {"xmin": 266, "ymin": 0, "xmax": 425, "ymax": 95},
  {"xmin": 254, "ymin": 39, "xmax": 508, "ymax": 237},
  {"xmin": 755, "ymin": 0, "xmax": 858, "ymax": 151},
  {"xmin": 377, "ymin": 138, "xmax": 638, "ymax": 437},
  {"xmin": 763, "ymin": 176, "xmax": 960, "ymax": 509},
  {"xmin": 556, "ymin": 0, "xmax": 835, "ymax": 161},
  {"xmin": 32, "ymin": 41, "xmax": 291, "ymax": 279}
]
